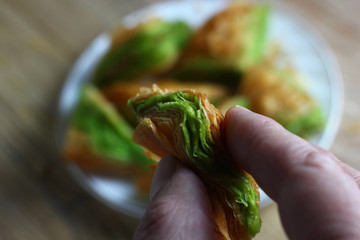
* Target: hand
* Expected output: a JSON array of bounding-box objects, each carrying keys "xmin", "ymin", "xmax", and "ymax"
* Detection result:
[
  {"xmin": 225, "ymin": 106, "xmax": 360, "ymax": 239},
  {"xmin": 134, "ymin": 106, "xmax": 360, "ymax": 240},
  {"xmin": 134, "ymin": 154, "xmax": 216, "ymax": 240}
]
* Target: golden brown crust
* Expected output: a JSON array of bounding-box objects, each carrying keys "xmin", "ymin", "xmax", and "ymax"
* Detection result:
[
  {"xmin": 183, "ymin": 3, "xmax": 253, "ymax": 60},
  {"xmin": 132, "ymin": 118, "xmax": 170, "ymax": 160},
  {"xmin": 240, "ymin": 65, "xmax": 315, "ymax": 122},
  {"xmin": 210, "ymin": 190, "xmax": 231, "ymax": 240},
  {"xmin": 209, "ymin": 186, "xmax": 250, "ymax": 240}
]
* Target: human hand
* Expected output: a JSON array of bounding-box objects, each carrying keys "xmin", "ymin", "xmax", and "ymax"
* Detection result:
[
  {"xmin": 134, "ymin": 155, "xmax": 216, "ymax": 240},
  {"xmin": 134, "ymin": 106, "xmax": 360, "ymax": 240},
  {"xmin": 225, "ymin": 106, "xmax": 360, "ymax": 239}
]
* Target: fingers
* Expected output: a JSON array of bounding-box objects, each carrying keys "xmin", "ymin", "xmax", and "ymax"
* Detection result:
[
  {"xmin": 149, "ymin": 155, "xmax": 177, "ymax": 199},
  {"xmin": 328, "ymin": 153, "xmax": 360, "ymax": 186},
  {"xmin": 338, "ymin": 161, "xmax": 360, "ymax": 186},
  {"xmin": 134, "ymin": 156, "xmax": 215, "ymax": 240},
  {"xmin": 224, "ymin": 106, "xmax": 318, "ymax": 200},
  {"xmin": 224, "ymin": 106, "xmax": 360, "ymax": 240}
]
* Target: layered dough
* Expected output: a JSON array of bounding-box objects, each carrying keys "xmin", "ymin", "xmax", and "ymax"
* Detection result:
[{"xmin": 129, "ymin": 85, "xmax": 260, "ymax": 240}]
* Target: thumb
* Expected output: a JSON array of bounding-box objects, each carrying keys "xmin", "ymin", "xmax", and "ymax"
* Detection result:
[{"xmin": 134, "ymin": 156, "xmax": 215, "ymax": 240}]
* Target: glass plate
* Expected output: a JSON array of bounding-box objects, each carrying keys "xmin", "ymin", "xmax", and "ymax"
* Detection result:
[{"xmin": 55, "ymin": 0, "xmax": 344, "ymax": 218}]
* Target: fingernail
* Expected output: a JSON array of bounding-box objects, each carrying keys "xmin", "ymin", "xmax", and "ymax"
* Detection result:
[
  {"xmin": 234, "ymin": 105, "xmax": 251, "ymax": 112},
  {"xmin": 150, "ymin": 155, "xmax": 177, "ymax": 199}
]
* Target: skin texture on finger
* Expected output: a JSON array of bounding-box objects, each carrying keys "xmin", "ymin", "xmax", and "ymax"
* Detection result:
[
  {"xmin": 330, "ymin": 155, "xmax": 360, "ymax": 187},
  {"xmin": 150, "ymin": 155, "xmax": 177, "ymax": 199},
  {"xmin": 134, "ymin": 156, "xmax": 216, "ymax": 240},
  {"xmin": 224, "ymin": 106, "xmax": 360, "ymax": 240},
  {"xmin": 313, "ymin": 144, "xmax": 360, "ymax": 187}
]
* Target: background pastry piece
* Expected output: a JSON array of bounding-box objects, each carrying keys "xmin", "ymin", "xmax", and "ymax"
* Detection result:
[
  {"xmin": 93, "ymin": 19, "xmax": 192, "ymax": 87},
  {"xmin": 173, "ymin": 3, "xmax": 269, "ymax": 87},
  {"xmin": 240, "ymin": 65, "xmax": 324, "ymax": 138},
  {"xmin": 63, "ymin": 85, "xmax": 154, "ymax": 191}
]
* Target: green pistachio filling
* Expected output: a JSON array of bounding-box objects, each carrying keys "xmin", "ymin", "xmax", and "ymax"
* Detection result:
[
  {"xmin": 212, "ymin": 169, "xmax": 261, "ymax": 237},
  {"xmin": 128, "ymin": 91, "xmax": 214, "ymax": 171},
  {"xmin": 239, "ymin": 5, "xmax": 269, "ymax": 69},
  {"xmin": 231, "ymin": 175, "xmax": 261, "ymax": 237}
]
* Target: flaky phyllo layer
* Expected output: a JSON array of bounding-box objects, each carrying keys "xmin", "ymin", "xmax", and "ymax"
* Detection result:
[{"xmin": 128, "ymin": 85, "xmax": 261, "ymax": 240}]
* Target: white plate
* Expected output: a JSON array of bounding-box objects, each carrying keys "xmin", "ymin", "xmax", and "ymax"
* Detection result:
[{"xmin": 55, "ymin": 0, "xmax": 343, "ymax": 218}]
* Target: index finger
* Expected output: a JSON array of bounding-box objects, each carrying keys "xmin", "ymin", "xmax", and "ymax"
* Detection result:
[
  {"xmin": 224, "ymin": 106, "xmax": 324, "ymax": 201},
  {"xmin": 224, "ymin": 106, "xmax": 360, "ymax": 239}
]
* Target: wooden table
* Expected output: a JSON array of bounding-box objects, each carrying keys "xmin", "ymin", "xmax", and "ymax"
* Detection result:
[{"xmin": 0, "ymin": 0, "xmax": 359, "ymax": 239}]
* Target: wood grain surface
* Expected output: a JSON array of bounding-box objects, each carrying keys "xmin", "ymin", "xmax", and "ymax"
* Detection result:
[{"xmin": 0, "ymin": 0, "xmax": 359, "ymax": 239}]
